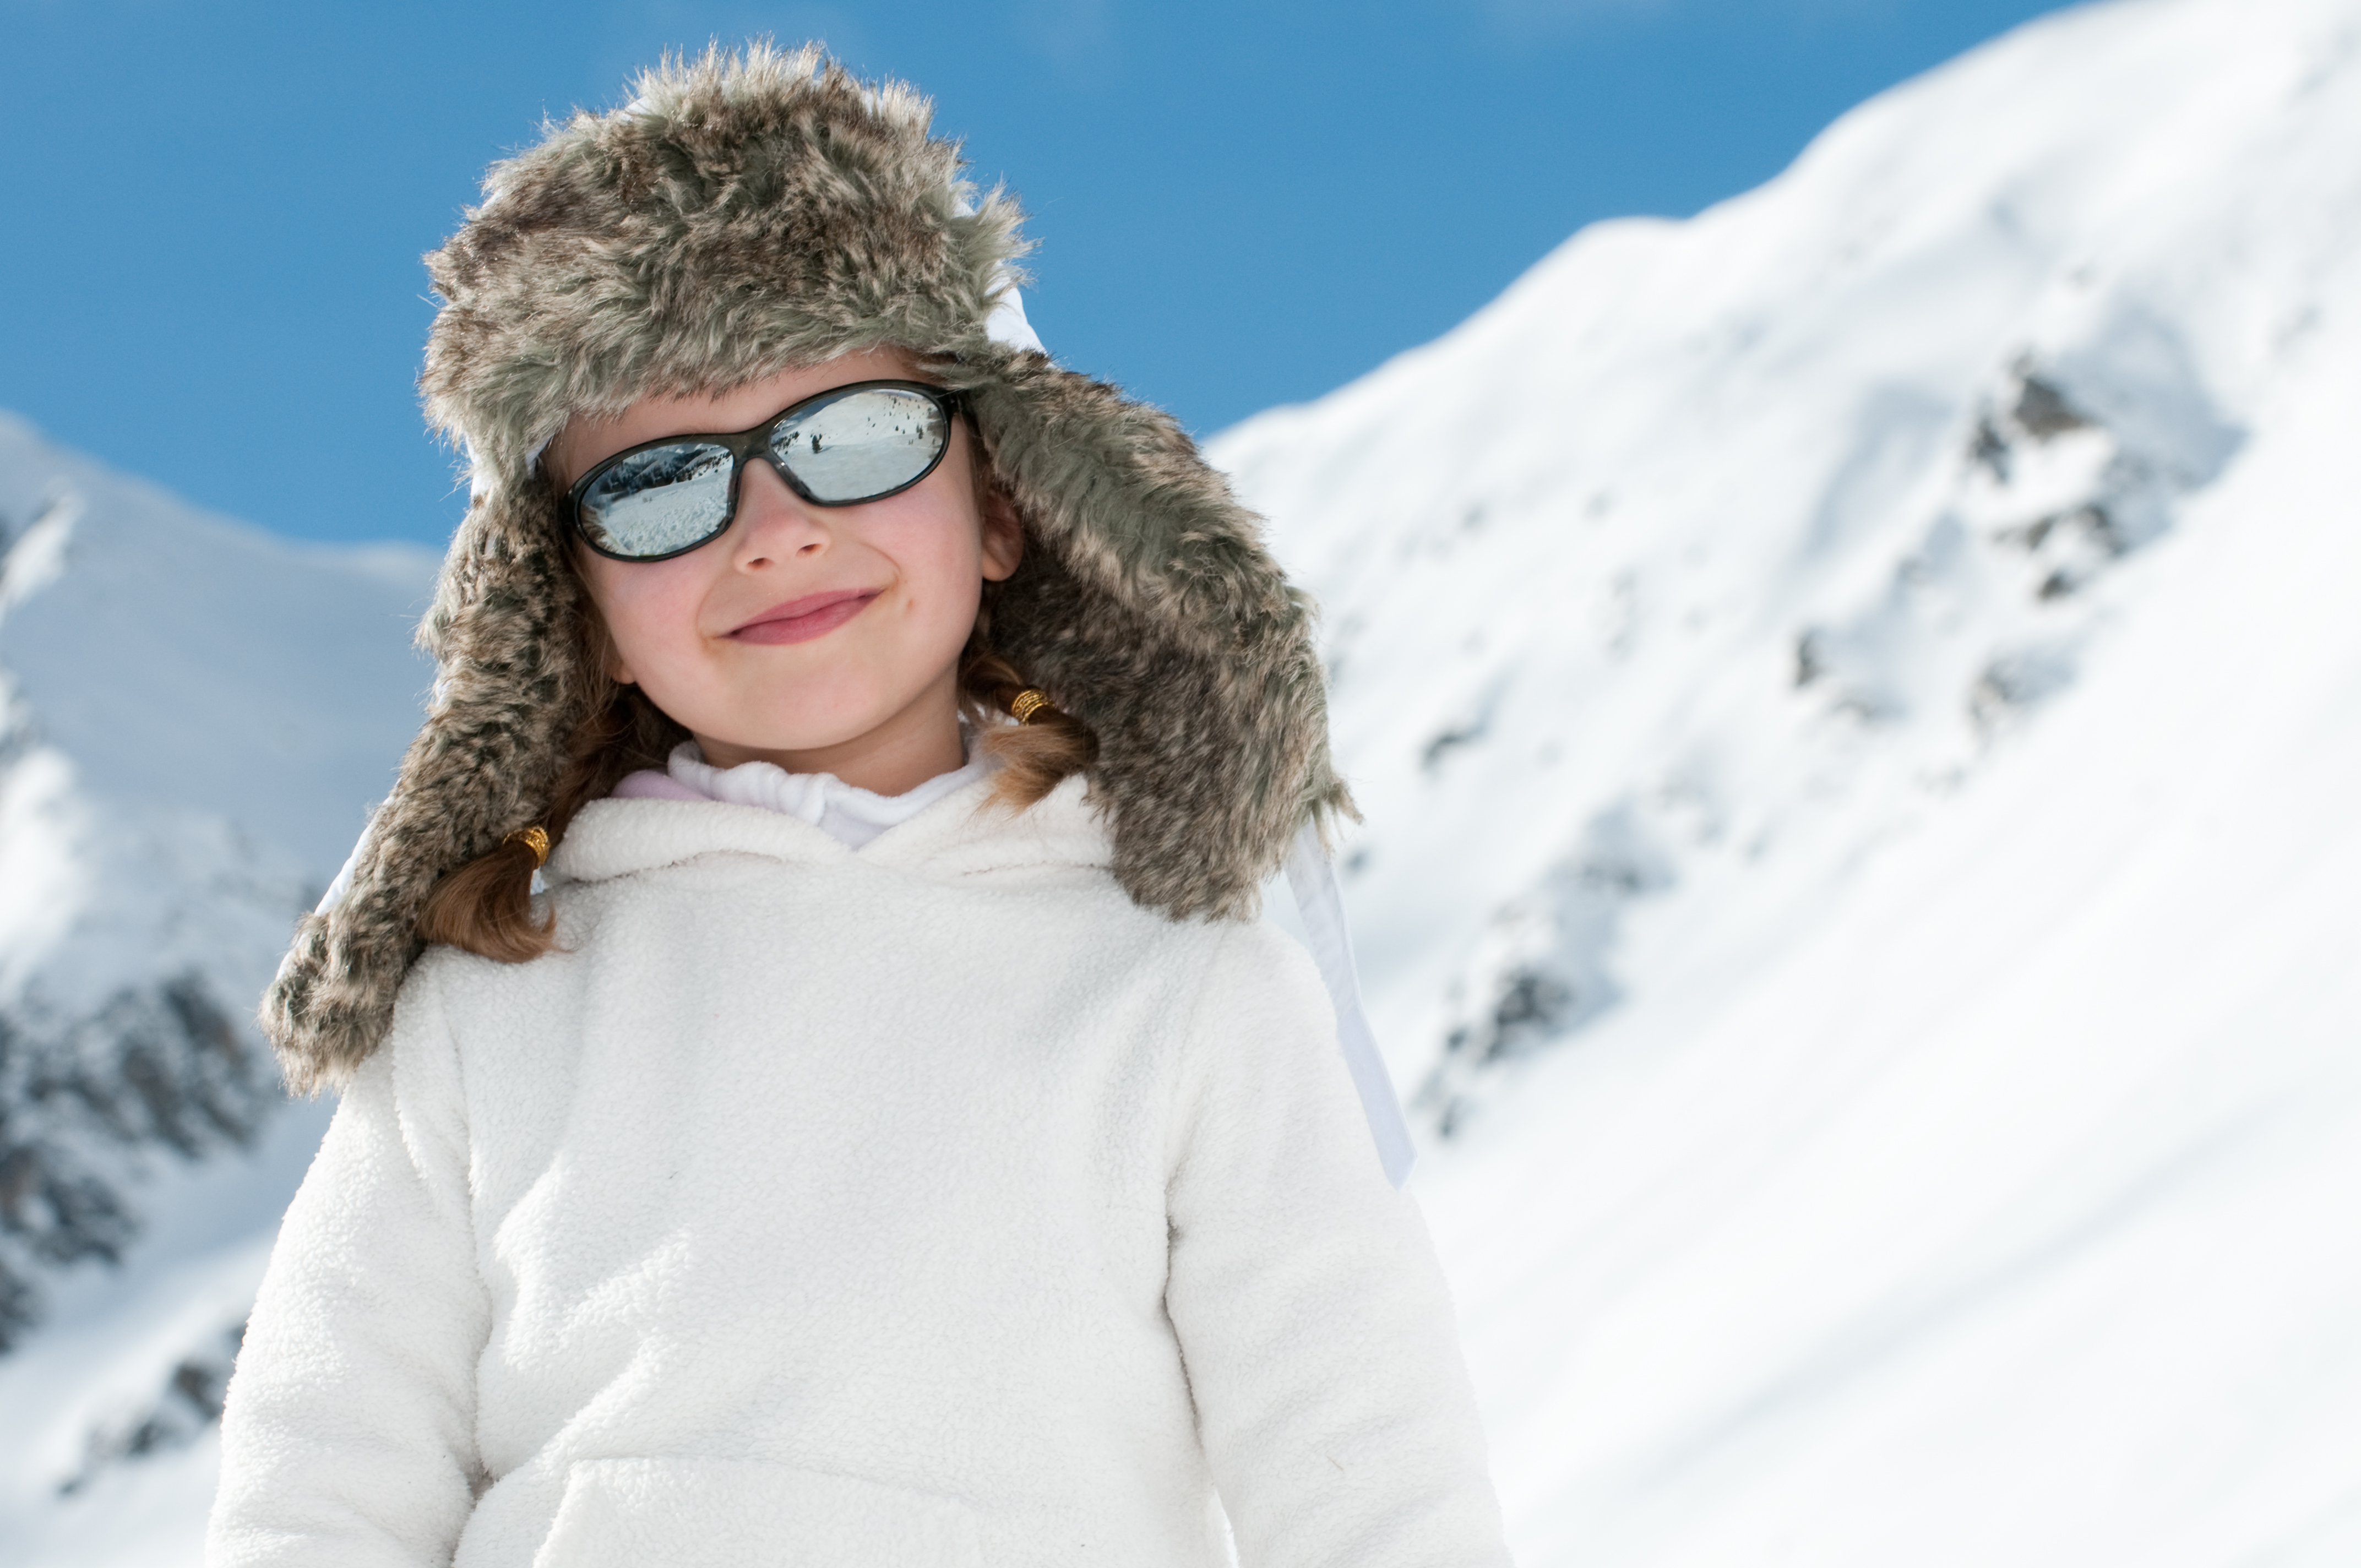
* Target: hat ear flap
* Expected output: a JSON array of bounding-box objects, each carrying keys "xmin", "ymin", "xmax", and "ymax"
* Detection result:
[
  {"xmin": 263, "ymin": 484, "xmax": 595, "ymax": 1091},
  {"xmin": 971, "ymin": 356, "xmax": 1353, "ymax": 923}
]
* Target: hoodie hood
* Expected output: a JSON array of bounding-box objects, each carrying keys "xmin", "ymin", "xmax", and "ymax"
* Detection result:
[
  {"xmin": 260, "ymin": 43, "xmax": 1351, "ymax": 1093},
  {"xmin": 550, "ymin": 771, "xmax": 1109, "ymax": 891}
]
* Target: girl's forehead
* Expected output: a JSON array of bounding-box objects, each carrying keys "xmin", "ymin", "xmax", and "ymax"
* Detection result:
[{"xmin": 550, "ymin": 347, "xmax": 923, "ymax": 484}]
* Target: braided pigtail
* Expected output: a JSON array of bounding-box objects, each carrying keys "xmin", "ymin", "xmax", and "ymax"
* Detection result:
[
  {"xmin": 417, "ymin": 612, "xmax": 687, "ymax": 962},
  {"xmin": 960, "ymin": 585, "xmax": 1097, "ymax": 809}
]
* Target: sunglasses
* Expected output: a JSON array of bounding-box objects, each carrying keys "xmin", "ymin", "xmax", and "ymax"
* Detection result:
[{"xmin": 565, "ymin": 379, "xmax": 969, "ymax": 562}]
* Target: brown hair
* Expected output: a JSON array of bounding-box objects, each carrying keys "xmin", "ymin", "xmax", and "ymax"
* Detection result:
[{"xmin": 416, "ymin": 453, "xmax": 1095, "ymax": 963}]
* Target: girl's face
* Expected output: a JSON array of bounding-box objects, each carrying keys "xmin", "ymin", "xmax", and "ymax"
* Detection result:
[{"xmin": 553, "ymin": 350, "xmax": 1022, "ymax": 791}]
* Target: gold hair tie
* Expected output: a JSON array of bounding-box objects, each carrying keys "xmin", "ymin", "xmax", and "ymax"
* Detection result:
[
  {"xmin": 1008, "ymin": 688, "xmax": 1053, "ymax": 725},
  {"xmin": 507, "ymin": 825, "xmax": 551, "ymax": 868}
]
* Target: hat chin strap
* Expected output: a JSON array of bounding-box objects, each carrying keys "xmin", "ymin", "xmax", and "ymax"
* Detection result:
[{"xmin": 1285, "ymin": 823, "xmax": 1418, "ymax": 1187}]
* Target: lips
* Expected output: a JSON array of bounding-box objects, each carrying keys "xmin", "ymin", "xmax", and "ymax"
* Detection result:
[{"xmin": 728, "ymin": 588, "xmax": 880, "ymax": 645}]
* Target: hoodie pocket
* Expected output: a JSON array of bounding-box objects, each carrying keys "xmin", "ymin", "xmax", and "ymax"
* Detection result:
[{"xmin": 532, "ymin": 1456, "xmax": 983, "ymax": 1568}]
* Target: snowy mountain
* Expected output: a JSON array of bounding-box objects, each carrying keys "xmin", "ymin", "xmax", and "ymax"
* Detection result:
[
  {"xmin": 6, "ymin": 0, "xmax": 2360, "ymax": 1559},
  {"xmin": 1210, "ymin": 0, "xmax": 2361, "ymax": 1559},
  {"xmin": 0, "ymin": 411, "xmax": 436, "ymax": 1561}
]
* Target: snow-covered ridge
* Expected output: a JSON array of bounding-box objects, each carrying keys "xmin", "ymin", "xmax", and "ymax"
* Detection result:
[
  {"xmin": 6, "ymin": 0, "xmax": 2360, "ymax": 1558},
  {"xmin": 1214, "ymin": 0, "xmax": 2361, "ymax": 1560},
  {"xmin": 1215, "ymin": 0, "xmax": 2342, "ymax": 1126},
  {"xmin": 0, "ymin": 411, "xmax": 434, "ymax": 1552}
]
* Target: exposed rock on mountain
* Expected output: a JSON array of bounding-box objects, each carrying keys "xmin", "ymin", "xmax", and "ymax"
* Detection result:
[{"xmin": 0, "ymin": 413, "xmax": 433, "ymax": 1555}]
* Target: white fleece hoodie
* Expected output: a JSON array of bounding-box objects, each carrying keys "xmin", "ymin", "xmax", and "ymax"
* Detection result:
[{"xmin": 208, "ymin": 775, "xmax": 1510, "ymax": 1567}]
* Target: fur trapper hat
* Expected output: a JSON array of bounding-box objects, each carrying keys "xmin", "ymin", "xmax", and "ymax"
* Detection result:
[{"xmin": 260, "ymin": 42, "xmax": 1351, "ymax": 1093}]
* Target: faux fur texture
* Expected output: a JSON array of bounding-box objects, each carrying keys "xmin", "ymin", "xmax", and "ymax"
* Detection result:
[{"xmin": 260, "ymin": 43, "xmax": 1351, "ymax": 1093}]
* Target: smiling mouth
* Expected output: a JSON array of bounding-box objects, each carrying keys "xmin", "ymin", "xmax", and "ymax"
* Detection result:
[{"xmin": 728, "ymin": 589, "xmax": 880, "ymax": 645}]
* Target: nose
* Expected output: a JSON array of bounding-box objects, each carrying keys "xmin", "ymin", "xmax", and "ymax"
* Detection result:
[{"xmin": 727, "ymin": 458, "xmax": 829, "ymax": 570}]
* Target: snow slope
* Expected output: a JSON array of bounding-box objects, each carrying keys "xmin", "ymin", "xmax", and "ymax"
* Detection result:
[
  {"xmin": 0, "ymin": 412, "xmax": 436, "ymax": 1562},
  {"xmin": 6, "ymin": 0, "xmax": 2359, "ymax": 1558},
  {"xmin": 1209, "ymin": 0, "xmax": 2361, "ymax": 1559}
]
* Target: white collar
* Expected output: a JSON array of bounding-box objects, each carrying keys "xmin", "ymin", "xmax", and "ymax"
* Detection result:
[{"xmin": 665, "ymin": 739, "xmax": 991, "ymax": 851}]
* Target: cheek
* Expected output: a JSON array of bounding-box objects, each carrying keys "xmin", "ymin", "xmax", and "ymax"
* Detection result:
[
  {"xmin": 881, "ymin": 496, "xmax": 989, "ymax": 614},
  {"xmin": 897, "ymin": 531, "xmax": 988, "ymax": 649},
  {"xmin": 583, "ymin": 556, "xmax": 708, "ymax": 673}
]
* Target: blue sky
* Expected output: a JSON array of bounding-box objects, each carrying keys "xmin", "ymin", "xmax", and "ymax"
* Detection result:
[{"xmin": 0, "ymin": 0, "xmax": 2077, "ymax": 546}]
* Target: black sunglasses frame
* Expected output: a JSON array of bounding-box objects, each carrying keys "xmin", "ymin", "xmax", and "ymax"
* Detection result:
[{"xmin": 565, "ymin": 378, "xmax": 970, "ymax": 563}]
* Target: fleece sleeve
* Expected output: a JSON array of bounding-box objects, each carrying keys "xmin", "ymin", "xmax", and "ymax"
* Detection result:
[
  {"xmin": 1163, "ymin": 925, "xmax": 1514, "ymax": 1568},
  {"xmin": 206, "ymin": 968, "xmax": 489, "ymax": 1568}
]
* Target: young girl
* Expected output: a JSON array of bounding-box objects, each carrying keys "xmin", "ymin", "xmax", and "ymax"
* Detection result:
[{"xmin": 209, "ymin": 45, "xmax": 1510, "ymax": 1567}]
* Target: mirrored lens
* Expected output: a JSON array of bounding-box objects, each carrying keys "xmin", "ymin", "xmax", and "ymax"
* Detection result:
[
  {"xmin": 772, "ymin": 387, "xmax": 949, "ymax": 504},
  {"xmin": 578, "ymin": 442, "xmax": 736, "ymax": 558}
]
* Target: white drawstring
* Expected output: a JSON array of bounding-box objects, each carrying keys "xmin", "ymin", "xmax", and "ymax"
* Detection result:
[{"xmin": 1284, "ymin": 823, "xmax": 1417, "ymax": 1187}]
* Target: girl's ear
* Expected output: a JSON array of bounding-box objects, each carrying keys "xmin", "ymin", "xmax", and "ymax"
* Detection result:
[{"xmin": 980, "ymin": 485, "xmax": 1024, "ymax": 583}]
